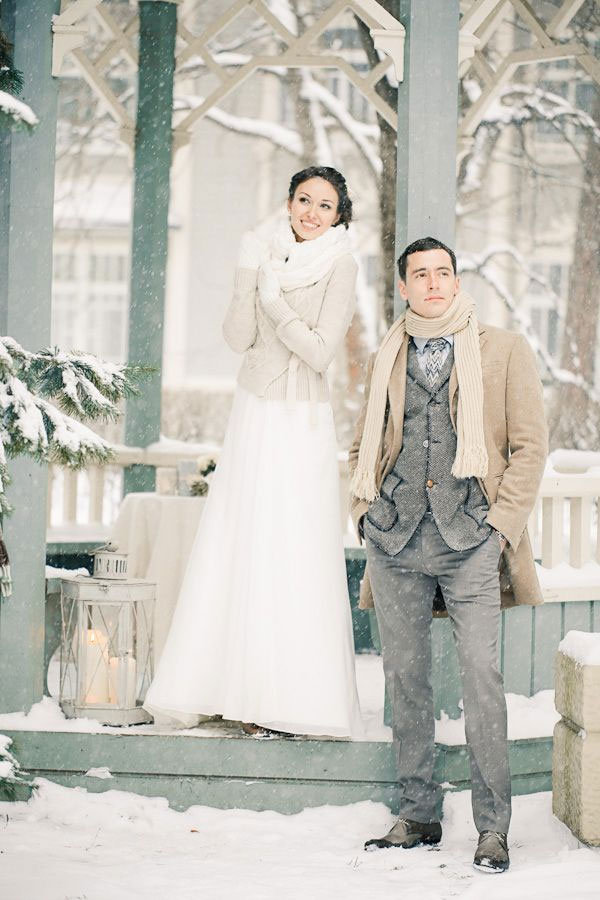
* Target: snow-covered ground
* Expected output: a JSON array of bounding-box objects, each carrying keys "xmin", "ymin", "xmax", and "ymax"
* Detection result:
[
  {"xmin": 1, "ymin": 645, "xmax": 597, "ymax": 897},
  {"xmin": 0, "ymin": 782, "xmax": 599, "ymax": 899}
]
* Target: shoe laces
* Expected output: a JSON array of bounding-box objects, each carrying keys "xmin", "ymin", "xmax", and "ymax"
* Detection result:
[{"xmin": 479, "ymin": 831, "xmax": 508, "ymax": 850}]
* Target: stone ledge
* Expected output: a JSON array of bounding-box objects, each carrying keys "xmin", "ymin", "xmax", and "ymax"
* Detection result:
[
  {"xmin": 555, "ymin": 650, "xmax": 600, "ymax": 732},
  {"xmin": 552, "ymin": 718, "xmax": 600, "ymax": 846}
]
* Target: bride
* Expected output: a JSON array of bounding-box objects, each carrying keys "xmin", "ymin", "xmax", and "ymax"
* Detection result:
[{"xmin": 144, "ymin": 166, "xmax": 362, "ymax": 737}]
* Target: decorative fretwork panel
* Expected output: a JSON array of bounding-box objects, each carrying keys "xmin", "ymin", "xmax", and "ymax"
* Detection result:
[
  {"xmin": 52, "ymin": 1, "xmax": 600, "ymax": 151},
  {"xmin": 52, "ymin": 0, "xmax": 405, "ymax": 148},
  {"xmin": 458, "ymin": 0, "xmax": 600, "ymax": 139}
]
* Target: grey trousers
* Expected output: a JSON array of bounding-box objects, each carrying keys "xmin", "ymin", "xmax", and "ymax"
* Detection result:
[{"xmin": 366, "ymin": 513, "xmax": 511, "ymax": 834}]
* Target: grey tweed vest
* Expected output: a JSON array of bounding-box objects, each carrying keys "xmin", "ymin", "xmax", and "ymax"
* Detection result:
[{"xmin": 364, "ymin": 341, "xmax": 491, "ymax": 556}]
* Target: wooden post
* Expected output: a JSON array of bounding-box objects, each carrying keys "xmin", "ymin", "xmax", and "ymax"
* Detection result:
[
  {"xmin": 0, "ymin": 0, "xmax": 60, "ymax": 713},
  {"xmin": 395, "ymin": 0, "xmax": 460, "ymax": 314},
  {"xmin": 123, "ymin": 1, "xmax": 178, "ymax": 494}
]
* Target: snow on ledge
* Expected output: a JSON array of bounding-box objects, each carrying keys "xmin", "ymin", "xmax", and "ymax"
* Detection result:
[
  {"xmin": 548, "ymin": 448, "xmax": 600, "ymax": 473},
  {"xmin": 559, "ymin": 630, "xmax": 600, "ymax": 666},
  {"xmin": 536, "ymin": 561, "xmax": 600, "ymax": 589}
]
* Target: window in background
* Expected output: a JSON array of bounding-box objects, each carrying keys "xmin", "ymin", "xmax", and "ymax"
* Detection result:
[
  {"xmin": 52, "ymin": 246, "xmax": 129, "ymax": 363},
  {"xmin": 526, "ymin": 262, "xmax": 568, "ymax": 357}
]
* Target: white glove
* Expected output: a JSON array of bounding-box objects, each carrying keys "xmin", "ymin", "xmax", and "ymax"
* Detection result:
[
  {"xmin": 257, "ymin": 262, "xmax": 295, "ymax": 327},
  {"xmin": 237, "ymin": 231, "xmax": 264, "ymax": 271},
  {"xmin": 258, "ymin": 262, "xmax": 281, "ymax": 307}
]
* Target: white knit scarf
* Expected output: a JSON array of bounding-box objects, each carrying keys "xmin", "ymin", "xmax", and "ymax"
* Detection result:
[
  {"xmin": 265, "ymin": 218, "xmax": 352, "ymax": 292},
  {"xmin": 351, "ymin": 290, "xmax": 488, "ymax": 502}
]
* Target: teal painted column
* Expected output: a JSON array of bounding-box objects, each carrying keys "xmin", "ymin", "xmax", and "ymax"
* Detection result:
[
  {"xmin": 0, "ymin": 0, "xmax": 59, "ymax": 713},
  {"xmin": 395, "ymin": 0, "xmax": 460, "ymax": 313},
  {"xmin": 123, "ymin": 1, "xmax": 178, "ymax": 494}
]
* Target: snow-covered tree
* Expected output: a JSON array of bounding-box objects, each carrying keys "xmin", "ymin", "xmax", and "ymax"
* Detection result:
[
  {"xmin": 0, "ymin": 733, "xmax": 31, "ymax": 800},
  {"xmin": 457, "ymin": 0, "xmax": 600, "ymax": 451},
  {"xmin": 0, "ymin": 27, "xmax": 37, "ymax": 132},
  {"xmin": 0, "ymin": 337, "xmax": 146, "ymax": 596}
]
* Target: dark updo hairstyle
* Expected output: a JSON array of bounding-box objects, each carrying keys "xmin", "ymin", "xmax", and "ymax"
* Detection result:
[{"xmin": 288, "ymin": 166, "xmax": 353, "ymax": 229}]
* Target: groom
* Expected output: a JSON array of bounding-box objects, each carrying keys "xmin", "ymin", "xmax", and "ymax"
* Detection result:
[{"xmin": 349, "ymin": 237, "xmax": 547, "ymax": 873}]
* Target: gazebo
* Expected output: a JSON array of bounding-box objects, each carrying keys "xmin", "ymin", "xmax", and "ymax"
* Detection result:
[{"xmin": 1, "ymin": 0, "xmax": 599, "ymax": 810}]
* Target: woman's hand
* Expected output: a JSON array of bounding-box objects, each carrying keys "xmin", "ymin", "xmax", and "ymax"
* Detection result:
[
  {"xmin": 258, "ymin": 262, "xmax": 282, "ymax": 309},
  {"xmin": 237, "ymin": 231, "xmax": 264, "ymax": 271},
  {"xmin": 257, "ymin": 262, "xmax": 297, "ymax": 328}
]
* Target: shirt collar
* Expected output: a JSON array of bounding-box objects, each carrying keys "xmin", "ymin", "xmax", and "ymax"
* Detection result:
[{"xmin": 412, "ymin": 334, "xmax": 454, "ymax": 353}]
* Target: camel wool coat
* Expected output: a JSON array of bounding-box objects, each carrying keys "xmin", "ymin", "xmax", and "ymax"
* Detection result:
[{"xmin": 349, "ymin": 323, "xmax": 549, "ymax": 613}]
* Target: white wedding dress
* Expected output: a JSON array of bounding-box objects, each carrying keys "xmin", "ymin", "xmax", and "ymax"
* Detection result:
[{"xmin": 144, "ymin": 386, "xmax": 363, "ymax": 737}]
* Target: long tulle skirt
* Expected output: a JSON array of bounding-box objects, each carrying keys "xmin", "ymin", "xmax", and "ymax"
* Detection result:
[{"xmin": 144, "ymin": 387, "xmax": 362, "ymax": 737}]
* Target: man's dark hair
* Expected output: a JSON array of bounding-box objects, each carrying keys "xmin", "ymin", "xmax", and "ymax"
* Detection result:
[{"xmin": 397, "ymin": 237, "xmax": 457, "ymax": 280}]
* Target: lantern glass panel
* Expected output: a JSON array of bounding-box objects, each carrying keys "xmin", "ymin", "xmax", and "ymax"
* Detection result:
[{"xmin": 59, "ymin": 578, "xmax": 155, "ymax": 725}]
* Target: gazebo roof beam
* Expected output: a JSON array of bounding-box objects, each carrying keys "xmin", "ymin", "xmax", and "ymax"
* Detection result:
[
  {"xmin": 459, "ymin": 1, "xmax": 509, "ymax": 79},
  {"xmin": 474, "ymin": 0, "xmax": 510, "ymax": 45},
  {"xmin": 579, "ymin": 52, "xmax": 600, "ymax": 87},
  {"xmin": 70, "ymin": 47, "xmax": 134, "ymax": 130},
  {"xmin": 461, "ymin": 56, "xmax": 517, "ymax": 136},
  {"xmin": 92, "ymin": 5, "xmax": 138, "ymax": 68},
  {"xmin": 461, "ymin": 0, "xmax": 506, "ymax": 34},
  {"xmin": 471, "ymin": 51, "xmax": 496, "ymax": 87},
  {"xmin": 251, "ymin": 0, "xmax": 297, "ymax": 43},
  {"xmin": 547, "ymin": 0, "xmax": 586, "ymax": 37},
  {"xmin": 510, "ymin": 1, "xmax": 555, "ymax": 48}
]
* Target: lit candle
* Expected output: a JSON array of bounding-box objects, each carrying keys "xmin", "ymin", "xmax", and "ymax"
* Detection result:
[
  {"xmin": 108, "ymin": 655, "xmax": 137, "ymax": 708},
  {"xmin": 85, "ymin": 629, "xmax": 109, "ymax": 704}
]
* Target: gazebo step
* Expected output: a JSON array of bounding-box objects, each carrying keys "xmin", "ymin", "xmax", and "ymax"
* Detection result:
[{"xmin": 2, "ymin": 729, "xmax": 552, "ymax": 813}]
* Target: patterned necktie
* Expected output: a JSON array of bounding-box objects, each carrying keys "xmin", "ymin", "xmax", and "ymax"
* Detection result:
[{"xmin": 424, "ymin": 338, "xmax": 448, "ymax": 387}]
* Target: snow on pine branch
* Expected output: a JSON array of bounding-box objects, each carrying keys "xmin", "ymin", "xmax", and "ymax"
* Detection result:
[
  {"xmin": 0, "ymin": 338, "xmax": 145, "ymax": 420},
  {"xmin": 0, "ymin": 734, "xmax": 30, "ymax": 799},
  {"xmin": 0, "ymin": 375, "xmax": 111, "ymax": 468},
  {"xmin": 0, "ymin": 88, "xmax": 38, "ymax": 132},
  {"xmin": 28, "ymin": 347, "xmax": 145, "ymax": 420},
  {"xmin": 0, "ymin": 337, "xmax": 147, "ymax": 505}
]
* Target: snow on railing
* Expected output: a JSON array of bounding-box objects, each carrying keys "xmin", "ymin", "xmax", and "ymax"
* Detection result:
[{"xmin": 529, "ymin": 457, "xmax": 600, "ymax": 603}]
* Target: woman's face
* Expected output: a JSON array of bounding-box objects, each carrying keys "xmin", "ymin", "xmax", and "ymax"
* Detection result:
[{"xmin": 287, "ymin": 177, "xmax": 340, "ymax": 242}]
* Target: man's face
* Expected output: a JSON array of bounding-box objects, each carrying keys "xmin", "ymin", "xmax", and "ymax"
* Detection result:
[{"xmin": 398, "ymin": 248, "xmax": 460, "ymax": 319}]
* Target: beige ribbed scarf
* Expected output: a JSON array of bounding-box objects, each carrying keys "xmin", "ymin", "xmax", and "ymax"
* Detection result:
[{"xmin": 351, "ymin": 291, "xmax": 488, "ymax": 502}]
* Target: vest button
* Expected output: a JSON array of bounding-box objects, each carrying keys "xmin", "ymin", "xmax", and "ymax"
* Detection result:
[
  {"xmin": 426, "ymin": 479, "xmax": 434, "ymax": 488},
  {"xmin": 423, "ymin": 440, "xmax": 429, "ymax": 448}
]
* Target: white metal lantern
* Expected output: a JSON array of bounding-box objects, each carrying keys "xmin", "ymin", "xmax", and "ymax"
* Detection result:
[
  {"xmin": 59, "ymin": 575, "xmax": 155, "ymax": 725},
  {"xmin": 92, "ymin": 544, "xmax": 128, "ymax": 580}
]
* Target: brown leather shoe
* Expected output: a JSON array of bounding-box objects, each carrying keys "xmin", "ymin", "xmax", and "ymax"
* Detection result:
[
  {"xmin": 473, "ymin": 831, "xmax": 509, "ymax": 873},
  {"xmin": 241, "ymin": 722, "xmax": 293, "ymax": 739},
  {"xmin": 364, "ymin": 817, "xmax": 442, "ymax": 851}
]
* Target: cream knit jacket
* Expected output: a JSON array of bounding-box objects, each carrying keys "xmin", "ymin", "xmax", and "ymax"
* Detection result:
[{"xmin": 222, "ymin": 253, "xmax": 358, "ymax": 402}]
